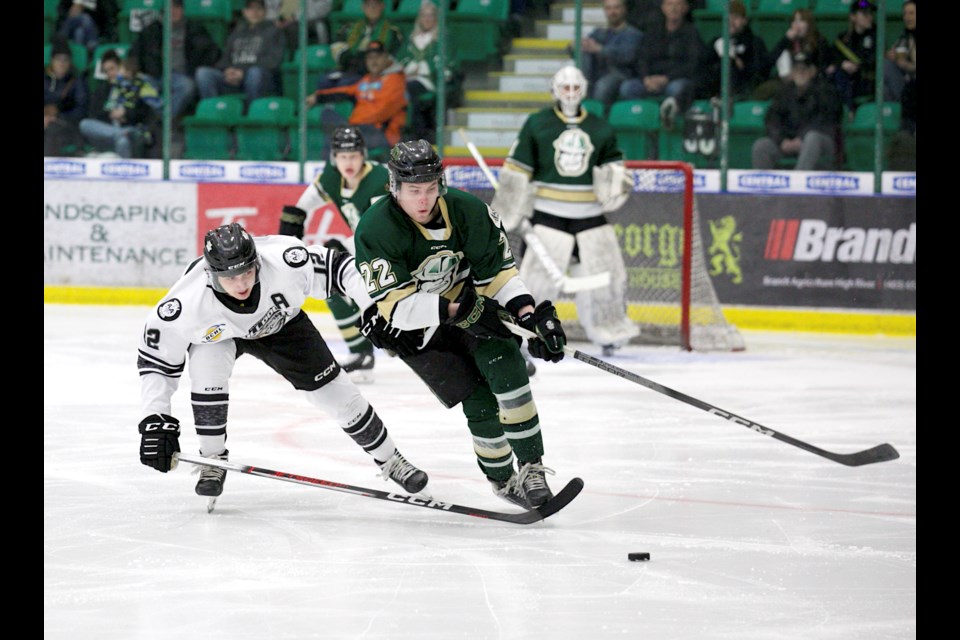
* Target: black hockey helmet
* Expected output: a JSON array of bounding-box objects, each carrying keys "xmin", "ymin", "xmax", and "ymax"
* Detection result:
[
  {"xmin": 387, "ymin": 139, "xmax": 446, "ymax": 196},
  {"xmin": 330, "ymin": 125, "xmax": 366, "ymax": 163},
  {"xmin": 203, "ymin": 223, "xmax": 260, "ymax": 289}
]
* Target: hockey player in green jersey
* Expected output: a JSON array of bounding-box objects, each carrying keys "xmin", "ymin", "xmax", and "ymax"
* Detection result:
[
  {"xmin": 353, "ymin": 140, "xmax": 568, "ymax": 510},
  {"xmin": 278, "ymin": 126, "xmax": 390, "ymax": 382},
  {"xmin": 492, "ymin": 65, "xmax": 639, "ymax": 356}
]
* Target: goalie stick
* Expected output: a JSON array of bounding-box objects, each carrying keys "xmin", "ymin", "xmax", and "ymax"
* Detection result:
[
  {"xmin": 455, "ymin": 128, "xmax": 611, "ymax": 294},
  {"xmin": 173, "ymin": 452, "xmax": 585, "ymax": 524},
  {"xmin": 502, "ymin": 321, "xmax": 900, "ymax": 467}
]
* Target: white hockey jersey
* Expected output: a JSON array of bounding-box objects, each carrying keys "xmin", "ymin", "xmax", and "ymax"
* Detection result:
[{"xmin": 136, "ymin": 236, "xmax": 371, "ymax": 416}]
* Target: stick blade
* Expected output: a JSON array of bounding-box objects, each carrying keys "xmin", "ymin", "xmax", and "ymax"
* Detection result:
[
  {"xmin": 535, "ymin": 477, "xmax": 585, "ymax": 520},
  {"xmin": 838, "ymin": 443, "xmax": 901, "ymax": 467}
]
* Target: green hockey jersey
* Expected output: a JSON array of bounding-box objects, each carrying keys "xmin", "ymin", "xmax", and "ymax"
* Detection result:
[
  {"xmin": 353, "ymin": 188, "xmax": 532, "ymax": 331},
  {"xmin": 296, "ymin": 161, "xmax": 391, "ymax": 231},
  {"xmin": 504, "ymin": 106, "xmax": 624, "ymax": 219}
]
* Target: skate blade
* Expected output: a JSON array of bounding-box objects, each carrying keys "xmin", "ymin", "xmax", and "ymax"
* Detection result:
[{"xmin": 206, "ymin": 498, "xmax": 217, "ymax": 513}]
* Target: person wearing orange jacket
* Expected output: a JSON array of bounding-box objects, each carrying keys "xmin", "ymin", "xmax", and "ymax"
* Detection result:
[{"xmin": 307, "ymin": 40, "xmax": 407, "ymax": 159}]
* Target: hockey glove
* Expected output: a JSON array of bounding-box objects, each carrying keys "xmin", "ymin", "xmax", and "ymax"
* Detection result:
[
  {"xmin": 138, "ymin": 414, "xmax": 181, "ymax": 472},
  {"xmin": 359, "ymin": 305, "xmax": 420, "ymax": 357},
  {"xmin": 518, "ymin": 301, "xmax": 566, "ymax": 362},
  {"xmin": 323, "ymin": 237, "xmax": 348, "ymax": 253},
  {"xmin": 446, "ymin": 285, "xmax": 512, "ymax": 340},
  {"xmin": 279, "ymin": 205, "xmax": 307, "ymax": 239}
]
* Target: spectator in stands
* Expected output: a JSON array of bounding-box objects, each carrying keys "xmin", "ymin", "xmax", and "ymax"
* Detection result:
[
  {"xmin": 316, "ymin": 0, "xmax": 404, "ymax": 92},
  {"xmin": 618, "ymin": 0, "xmax": 704, "ymax": 128},
  {"xmin": 44, "ymin": 37, "xmax": 88, "ymax": 157},
  {"xmin": 575, "ymin": 0, "xmax": 643, "ymax": 112},
  {"xmin": 396, "ymin": 1, "xmax": 462, "ymax": 143},
  {"xmin": 56, "ymin": 0, "xmax": 119, "ymax": 54},
  {"xmin": 307, "ymin": 40, "xmax": 407, "ymax": 158},
  {"xmin": 195, "ymin": 0, "xmax": 287, "ymax": 105},
  {"xmin": 264, "ymin": 0, "xmax": 334, "ymax": 50},
  {"xmin": 627, "ymin": 0, "xmax": 700, "ymax": 33},
  {"xmin": 832, "ymin": 0, "xmax": 878, "ymax": 116},
  {"xmin": 752, "ymin": 52, "xmax": 841, "ymax": 171},
  {"xmin": 80, "ymin": 53, "xmax": 162, "ymax": 158},
  {"xmin": 885, "ymin": 0, "xmax": 916, "ymax": 134},
  {"xmin": 690, "ymin": 0, "xmax": 767, "ymax": 106},
  {"xmin": 755, "ymin": 8, "xmax": 835, "ymax": 100},
  {"xmin": 130, "ymin": 0, "xmax": 221, "ymax": 121}
]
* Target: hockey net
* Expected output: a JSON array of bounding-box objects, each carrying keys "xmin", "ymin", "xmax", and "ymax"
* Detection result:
[{"xmin": 444, "ymin": 158, "xmax": 744, "ymax": 352}]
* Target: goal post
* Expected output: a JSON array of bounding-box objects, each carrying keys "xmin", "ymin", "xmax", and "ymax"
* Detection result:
[{"xmin": 442, "ymin": 158, "xmax": 745, "ymax": 352}]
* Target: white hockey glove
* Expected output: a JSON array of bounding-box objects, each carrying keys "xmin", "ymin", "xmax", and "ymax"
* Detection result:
[{"xmin": 593, "ymin": 163, "xmax": 634, "ymax": 213}]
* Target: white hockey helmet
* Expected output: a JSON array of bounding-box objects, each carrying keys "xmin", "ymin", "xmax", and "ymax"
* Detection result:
[{"xmin": 551, "ymin": 65, "xmax": 588, "ymax": 115}]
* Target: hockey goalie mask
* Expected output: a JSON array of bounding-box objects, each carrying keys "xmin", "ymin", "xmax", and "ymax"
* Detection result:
[
  {"xmin": 204, "ymin": 223, "xmax": 261, "ymax": 293},
  {"xmin": 551, "ymin": 66, "xmax": 588, "ymax": 118},
  {"xmin": 388, "ymin": 139, "xmax": 447, "ymax": 197}
]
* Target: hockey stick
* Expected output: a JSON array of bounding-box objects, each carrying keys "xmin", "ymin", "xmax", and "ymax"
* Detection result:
[
  {"xmin": 502, "ymin": 321, "xmax": 900, "ymax": 467},
  {"xmin": 172, "ymin": 452, "xmax": 585, "ymax": 524},
  {"xmin": 455, "ymin": 128, "xmax": 611, "ymax": 294}
]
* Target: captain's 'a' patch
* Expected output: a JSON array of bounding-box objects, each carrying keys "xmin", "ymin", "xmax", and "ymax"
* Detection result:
[{"xmin": 283, "ymin": 246, "xmax": 309, "ymax": 267}]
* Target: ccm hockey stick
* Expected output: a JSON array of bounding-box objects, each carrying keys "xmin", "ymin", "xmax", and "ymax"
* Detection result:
[
  {"xmin": 455, "ymin": 128, "xmax": 611, "ymax": 293},
  {"xmin": 502, "ymin": 321, "xmax": 900, "ymax": 467},
  {"xmin": 173, "ymin": 452, "xmax": 585, "ymax": 524}
]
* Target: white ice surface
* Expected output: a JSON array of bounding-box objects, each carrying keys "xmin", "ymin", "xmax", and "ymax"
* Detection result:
[{"xmin": 44, "ymin": 304, "xmax": 916, "ymax": 640}]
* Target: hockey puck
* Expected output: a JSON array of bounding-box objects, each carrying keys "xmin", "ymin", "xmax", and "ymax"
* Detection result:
[{"xmin": 628, "ymin": 552, "xmax": 650, "ymax": 562}]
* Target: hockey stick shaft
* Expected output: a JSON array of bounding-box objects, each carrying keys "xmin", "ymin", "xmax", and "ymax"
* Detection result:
[
  {"xmin": 503, "ymin": 322, "xmax": 899, "ymax": 467},
  {"xmin": 172, "ymin": 452, "xmax": 583, "ymax": 524},
  {"xmin": 455, "ymin": 128, "xmax": 610, "ymax": 293}
]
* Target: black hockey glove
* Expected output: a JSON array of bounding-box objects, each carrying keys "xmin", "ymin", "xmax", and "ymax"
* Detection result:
[
  {"xmin": 279, "ymin": 205, "xmax": 307, "ymax": 239},
  {"xmin": 138, "ymin": 414, "xmax": 181, "ymax": 472},
  {"xmin": 323, "ymin": 237, "xmax": 348, "ymax": 253},
  {"xmin": 359, "ymin": 305, "xmax": 420, "ymax": 357},
  {"xmin": 446, "ymin": 284, "xmax": 512, "ymax": 340},
  {"xmin": 518, "ymin": 301, "xmax": 566, "ymax": 362}
]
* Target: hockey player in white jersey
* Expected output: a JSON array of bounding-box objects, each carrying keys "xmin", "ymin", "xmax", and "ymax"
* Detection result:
[{"xmin": 136, "ymin": 223, "xmax": 428, "ymax": 500}]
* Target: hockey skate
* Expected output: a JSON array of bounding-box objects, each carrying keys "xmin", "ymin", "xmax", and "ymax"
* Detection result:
[
  {"xmin": 515, "ymin": 459, "xmax": 555, "ymax": 508},
  {"xmin": 489, "ymin": 474, "xmax": 528, "ymax": 510},
  {"xmin": 341, "ymin": 349, "xmax": 375, "ymax": 383},
  {"xmin": 378, "ymin": 451, "xmax": 429, "ymax": 494},
  {"xmin": 601, "ymin": 344, "xmax": 618, "ymax": 357},
  {"xmin": 195, "ymin": 450, "xmax": 229, "ymax": 513}
]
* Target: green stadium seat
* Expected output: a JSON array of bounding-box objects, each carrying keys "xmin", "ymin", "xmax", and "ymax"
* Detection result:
[
  {"xmin": 328, "ymin": 0, "xmax": 365, "ymax": 40},
  {"xmin": 658, "ymin": 100, "xmax": 719, "ymax": 167},
  {"xmin": 843, "ymin": 101, "xmax": 901, "ymax": 171},
  {"xmin": 691, "ymin": 0, "xmax": 726, "ymax": 45},
  {"xmin": 281, "ymin": 45, "xmax": 337, "ymax": 101},
  {"xmin": 608, "ymin": 99, "xmax": 661, "ymax": 161},
  {"xmin": 44, "ymin": 0, "xmax": 58, "ymax": 42},
  {"xmin": 44, "ymin": 41, "xmax": 90, "ymax": 74},
  {"xmin": 448, "ymin": 0, "xmax": 509, "ymax": 64},
  {"xmin": 582, "ymin": 98, "xmax": 605, "ymax": 119},
  {"xmin": 728, "ymin": 100, "xmax": 770, "ymax": 169},
  {"xmin": 183, "ymin": 0, "xmax": 233, "ymax": 48},
  {"xmin": 392, "ymin": 0, "xmax": 422, "ymax": 32},
  {"xmin": 182, "ymin": 95, "xmax": 245, "ymax": 159},
  {"xmin": 288, "ymin": 105, "xmax": 327, "ymax": 161},
  {"xmin": 119, "ymin": 0, "xmax": 163, "ymax": 45},
  {"xmin": 235, "ymin": 96, "xmax": 298, "ymax": 160}
]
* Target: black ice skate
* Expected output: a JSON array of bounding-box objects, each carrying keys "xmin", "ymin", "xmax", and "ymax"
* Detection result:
[
  {"xmin": 195, "ymin": 449, "xmax": 229, "ymax": 497},
  {"xmin": 515, "ymin": 459, "xmax": 555, "ymax": 508},
  {"xmin": 489, "ymin": 474, "xmax": 528, "ymax": 510},
  {"xmin": 341, "ymin": 350, "xmax": 375, "ymax": 373},
  {"xmin": 378, "ymin": 451, "xmax": 429, "ymax": 493}
]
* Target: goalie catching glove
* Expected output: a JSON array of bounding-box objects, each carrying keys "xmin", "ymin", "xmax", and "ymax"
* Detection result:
[
  {"xmin": 359, "ymin": 305, "xmax": 420, "ymax": 357},
  {"xmin": 518, "ymin": 301, "xmax": 566, "ymax": 362},
  {"xmin": 139, "ymin": 414, "xmax": 181, "ymax": 472},
  {"xmin": 593, "ymin": 163, "xmax": 633, "ymax": 213},
  {"xmin": 446, "ymin": 284, "xmax": 513, "ymax": 340}
]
